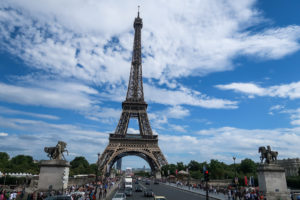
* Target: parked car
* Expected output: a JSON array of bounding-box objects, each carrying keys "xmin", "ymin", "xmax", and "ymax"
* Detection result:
[
  {"xmin": 154, "ymin": 179, "xmax": 159, "ymax": 184},
  {"xmin": 135, "ymin": 185, "xmax": 143, "ymax": 192},
  {"xmin": 154, "ymin": 196, "xmax": 167, "ymax": 200},
  {"xmin": 144, "ymin": 188, "xmax": 154, "ymax": 197},
  {"xmin": 124, "ymin": 187, "xmax": 133, "ymax": 196},
  {"xmin": 145, "ymin": 180, "xmax": 150, "ymax": 185},
  {"xmin": 112, "ymin": 193, "xmax": 126, "ymax": 200}
]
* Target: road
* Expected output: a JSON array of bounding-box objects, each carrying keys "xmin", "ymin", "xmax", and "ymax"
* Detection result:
[{"xmin": 110, "ymin": 181, "xmax": 210, "ymax": 200}]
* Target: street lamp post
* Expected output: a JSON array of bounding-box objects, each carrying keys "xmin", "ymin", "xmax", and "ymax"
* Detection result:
[
  {"xmin": 233, "ymin": 157, "xmax": 237, "ymax": 187},
  {"xmin": 96, "ymin": 153, "xmax": 101, "ymax": 182},
  {"xmin": 3, "ymin": 173, "xmax": 6, "ymax": 185}
]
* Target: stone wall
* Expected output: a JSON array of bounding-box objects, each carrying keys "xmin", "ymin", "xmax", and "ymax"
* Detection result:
[
  {"xmin": 277, "ymin": 158, "xmax": 300, "ymax": 177},
  {"xmin": 68, "ymin": 176, "xmax": 95, "ymax": 186}
]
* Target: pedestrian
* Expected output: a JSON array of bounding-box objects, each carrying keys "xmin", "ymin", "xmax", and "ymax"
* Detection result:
[
  {"xmin": 228, "ymin": 190, "xmax": 232, "ymax": 200},
  {"xmin": 98, "ymin": 188, "xmax": 102, "ymax": 200},
  {"xmin": 0, "ymin": 191, "xmax": 4, "ymax": 200},
  {"xmin": 103, "ymin": 188, "xmax": 107, "ymax": 198}
]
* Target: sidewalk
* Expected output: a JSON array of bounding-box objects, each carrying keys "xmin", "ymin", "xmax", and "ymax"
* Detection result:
[
  {"xmin": 96, "ymin": 181, "xmax": 120, "ymax": 200},
  {"xmin": 164, "ymin": 182, "xmax": 227, "ymax": 200}
]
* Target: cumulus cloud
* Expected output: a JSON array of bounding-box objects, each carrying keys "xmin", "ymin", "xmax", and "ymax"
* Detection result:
[
  {"xmin": 268, "ymin": 104, "xmax": 285, "ymax": 115},
  {"xmin": 216, "ymin": 81, "xmax": 300, "ymax": 99},
  {"xmin": 160, "ymin": 126, "xmax": 300, "ymax": 164},
  {"xmin": 0, "ymin": 132, "xmax": 8, "ymax": 137},
  {"xmin": 1, "ymin": 0, "xmax": 300, "ymax": 165},
  {"xmin": 0, "ymin": 82, "xmax": 98, "ymax": 110},
  {"xmin": 280, "ymin": 108, "xmax": 300, "ymax": 126},
  {"xmin": 0, "ymin": 0, "xmax": 298, "ymax": 113},
  {"xmin": 0, "ymin": 106, "xmax": 59, "ymax": 120},
  {"xmin": 0, "ymin": 80, "xmax": 122, "ymax": 122},
  {"xmin": 0, "ymin": 115, "xmax": 109, "ymax": 161},
  {"xmin": 144, "ymin": 84, "xmax": 238, "ymax": 109},
  {"xmin": 1, "ymin": 0, "xmax": 300, "ymax": 90}
]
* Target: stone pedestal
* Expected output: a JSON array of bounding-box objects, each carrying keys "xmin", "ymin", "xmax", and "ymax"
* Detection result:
[
  {"xmin": 155, "ymin": 171, "xmax": 161, "ymax": 179},
  {"xmin": 38, "ymin": 160, "xmax": 70, "ymax": 191},
  {"xmin": 257, "ymin": 164, "xmax": 291, "ymax": 200}
]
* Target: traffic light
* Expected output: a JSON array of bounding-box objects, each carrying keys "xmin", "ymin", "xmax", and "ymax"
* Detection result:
[{"xmin": 204, "ymin": 170, "xmax": 209, "ymax": 182}]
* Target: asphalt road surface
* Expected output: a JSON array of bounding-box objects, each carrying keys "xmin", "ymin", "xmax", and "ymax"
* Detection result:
[{"xmin": 110, "ymin": 181, "xmax": 209, "ymax": 200}]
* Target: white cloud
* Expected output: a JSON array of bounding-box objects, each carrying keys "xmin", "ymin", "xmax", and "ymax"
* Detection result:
[
  {"xmin": 280, "ymin": 108, "xmax": 300, "ymax": 126},
  {"xmin": 0, "ymin": 106, "xmax": 59, "ymax": 120},
  {"xmin": 270, "ymin": 105, "xmax": 285, "ymax": 111},
  {"xmin": 0, "ymin": 0, "xmax": 298, "ymax": 116},
  {"xmin": 0, "ymin": 80, "xmax": 122, "ymax": 122},
  {"xmin": 160, "ymin": 126, "xmax": 300, "ymax": 164},
  {"xmin": 0, "ymin": 82, "xmax": 98, "ymax": 110},
  {"xmin": 148, "ymin": 106, "xmax": 189, "ymax": 132},
  {"xmin": 0, "ymin": 115, "xmax": 109, "ymax": 162},
  {"xmin": 216, "ymin": 82, "xmax": 266, "ymax": 96},
  {"xmin": 1, "ymin": 0, "xmax": 300, "ymax": 85},
  {"xmin": 144, "ymin": 84, "xmax": 238, "ymax": 109},
  {"xmin": 216, "ymin": 81, "xmax": 300, "ymax": 99},
  {"xmin": 268, "ymin": 104, "xmax": 285, "ymax": 115},
  {"xmin": 1, "ymin": 0, "xmax": 300, "ymax": 165},
  {"xmin": 169, "ymin": 124, "xmax": 187, "ymax": 133},
  {"xmin": 165, "ymin": 106, "xmax": 190, "ymax": 119},
  {"xmin": 0, "ymin": 132, "xmax": 8, "ymax": 137}
]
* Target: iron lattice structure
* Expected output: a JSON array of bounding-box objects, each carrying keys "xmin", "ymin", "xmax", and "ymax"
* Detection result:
[{"xmin": 98, "ymin": 12, "xmax": 168, "ymax": 177}]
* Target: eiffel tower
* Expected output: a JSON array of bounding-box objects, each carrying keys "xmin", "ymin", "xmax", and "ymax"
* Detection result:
[{"xmin": 98, "ymin": 11, "xmax": 168, "ymax": 178}]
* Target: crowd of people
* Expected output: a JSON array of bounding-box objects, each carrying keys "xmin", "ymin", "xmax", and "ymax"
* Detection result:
[
  {"xmin": 65, "ymin": 177, "xmax": 119, "ymax": 200},
  {"xmin": 173, "ymin": 180, "xmax": 265, "ymax": 200},
  {"xmin": 0, "ymin": 177, "xmax": 120, "ymax": 200},
  {"xmin": 0, "ymin": 189, "xmax": 25, "ymax": 200}
]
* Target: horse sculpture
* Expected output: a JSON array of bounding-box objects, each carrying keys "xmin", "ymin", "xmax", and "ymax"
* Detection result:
[
  {"xmin": 44, "ymin": 141, "xmax": 68, "ymax": 160},
  {"xmin": 258, "ymin": 145, "xmax": 278, "ymax": 164}
]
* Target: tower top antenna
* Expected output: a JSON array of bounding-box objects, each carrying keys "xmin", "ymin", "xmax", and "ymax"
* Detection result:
[{"xmin": 138, "ymin": 5, "xmax": 140, "ymax": 17}]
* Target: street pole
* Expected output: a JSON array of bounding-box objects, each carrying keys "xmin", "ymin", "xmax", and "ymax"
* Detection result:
[
  {"xmin": 233, "ymin": 156, "xmax": 237, "ymax": 191},
  {"xmin": 206, "ymin": 180, "xmax": 208, "ymax": 200},
  {"xmin": 3, "ymin": 173, "xmax": 6, "ymax": 185},
  {"xmin": 96, "ymin": 153, "xmax": 101, "ymax": 182},
  {"xmin": 233, "ymin": 157, "xmax": 236, "ymax": 178}
]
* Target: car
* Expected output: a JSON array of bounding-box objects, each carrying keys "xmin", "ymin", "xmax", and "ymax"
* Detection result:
[
  {"xmin": 154, "ymin": 196, "xmax": 167, "ymax": 200},
  {"xmin": 145, "ymin": 180, "xmax": 150, "ymax": 185},
  {"xmin": 135, "ymin": 185, "xmax": 143, "ymax": 192},
  {"xmin": 112, "ymin": 193, "xmax": 126, "ymax": 200},
  {"xmin": 144, "ymin": 188, "xmax": 154, "ymax": 197},
  {"xmin": 124, "ymin": 187, "xmax": 133, "ymax": 196},
  {"xmin": 154, "ymin": 180, "xmax": 159, "ymax": 184}
]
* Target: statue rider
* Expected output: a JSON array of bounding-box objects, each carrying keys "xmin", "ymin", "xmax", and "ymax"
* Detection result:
[{"xmin": 57, "ymin": 142, "xmax": 62, "ymax": 160}]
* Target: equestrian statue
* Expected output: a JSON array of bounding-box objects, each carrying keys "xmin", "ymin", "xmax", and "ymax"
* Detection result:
[
  {"xmin": 258, "ymin": 145, "xmax": 278, "ymax": 164},
  {"xmin": 44, "ymin": 141, "xmax": 68, "ymax": 160}
]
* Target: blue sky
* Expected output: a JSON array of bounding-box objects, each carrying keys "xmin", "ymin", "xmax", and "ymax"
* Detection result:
[{"xmin": 1, "ymin": 0, "xmax": 300, "ymax": 169}]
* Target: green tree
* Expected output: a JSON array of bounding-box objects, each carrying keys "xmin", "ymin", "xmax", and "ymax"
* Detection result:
[
  {"xmin": 176, "ymin": 162, "xmax": 186, "ymax": 171},
  {"xmin": 0, "ymin": 152, "xmax": 9, "ymax": 162},
  {"xmin": 70, "ymin": 156, "xmax": 89, "ymax": 168},
  {"xmin": 161, "ymin": 164, "xmax": 177, "ymax": 176},
  {"xmin": 7, "ymin": 155, "xmax": 39, "ymax": 174},
  {"xmin": 0, "ymin": 152, "xmax": 10, "ymax": 170},
  {"xmin": 70, "ymin": 156, "xmax": 91, "ymax": 176},
  {"xmin": 190, "ymin": 171, "xmax": 203, "ymax": 179},
  {"xmin": 11, "ymin": 155, "xmax": 34, "ymax": 165},
  {"xmin": 208, "ymin": 159, "xmax": 228, "ymax": 179},
  {"xmin": 240, "ymin": 158, "xmax": 257, "ymax": 174},
  {"xmin": 188, "ymin": 160, "xmax": 202, "ymax": 171}
]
